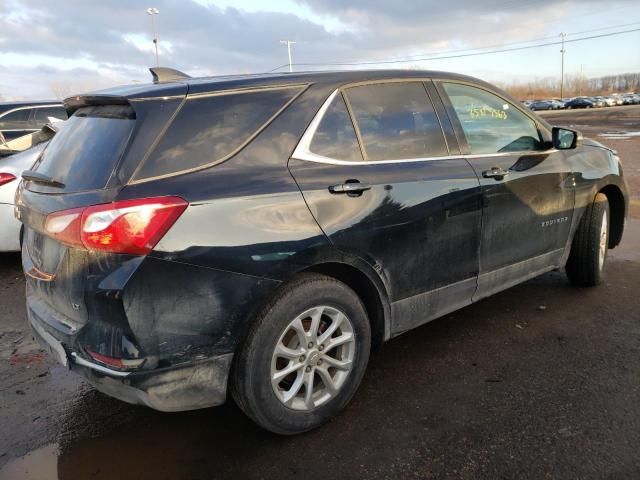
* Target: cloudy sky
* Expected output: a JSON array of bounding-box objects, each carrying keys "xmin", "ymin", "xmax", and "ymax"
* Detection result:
[{"xmin": 1, "ymin": 0, "xmax": 639, "ymax": 100}]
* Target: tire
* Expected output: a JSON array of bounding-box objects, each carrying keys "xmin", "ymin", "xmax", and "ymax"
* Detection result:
[
  {"xmin": 566, "ymin": 193, "xmax": 609, "ymax": 287},
  {"xmin": 231, "ymin": 273, "xmax": 371, "ymax": 434}
]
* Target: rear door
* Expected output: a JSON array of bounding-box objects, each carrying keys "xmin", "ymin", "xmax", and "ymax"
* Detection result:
[
  {"xmin": 289, "ymin": 81, "xmax": 482, "ymax": 334},
  {"xmin": 435, "ymin": 81, "xmax": 575, "ymax": 300}
]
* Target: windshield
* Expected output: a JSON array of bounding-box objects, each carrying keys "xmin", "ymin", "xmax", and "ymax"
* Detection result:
[{"xmin": 28, "ymin": 105, "xmax": 135, "ymax": 193}]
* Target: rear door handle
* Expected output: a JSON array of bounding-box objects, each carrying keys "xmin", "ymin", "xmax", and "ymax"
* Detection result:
[
  {"xmin": 482, "ymin": 167, "xmax": 510, "ymax": 180},
  {"xmin": 328, "ymin": 182, "xmax": 371, "ymax": 194}
]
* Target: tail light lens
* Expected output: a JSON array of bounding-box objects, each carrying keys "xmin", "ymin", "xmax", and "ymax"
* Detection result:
[
  {"xmin": 0, "ymin": 173, "xmax": 17, "ymax": 187},
  {"xmin": 44, "ymin": 196, "xmax": 188, "ymax": 255}
]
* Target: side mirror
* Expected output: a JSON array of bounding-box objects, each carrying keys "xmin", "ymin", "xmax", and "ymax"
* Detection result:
[{"xmin": 552, "ymin": 126, "xmax": 579, "ymax": 150}]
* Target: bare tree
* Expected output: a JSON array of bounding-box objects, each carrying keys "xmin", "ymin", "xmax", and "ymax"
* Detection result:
[
  {"xmin": 49, "ymin": 80, "xmax": 99, "ymax": 100},
  {"xmin": 501, "ymin": 72, "xmax": 640, "ymax": 100}
]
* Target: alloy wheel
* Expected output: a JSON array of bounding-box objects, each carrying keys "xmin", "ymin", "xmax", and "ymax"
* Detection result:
[{"xmin": 270, "ymin": 306, "xmax": 355, "ymax": 411}]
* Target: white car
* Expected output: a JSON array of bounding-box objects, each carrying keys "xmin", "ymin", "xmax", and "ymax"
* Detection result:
[{"xmin": 0, "ymin": 124, "xmax": 60, "ymax": 251}]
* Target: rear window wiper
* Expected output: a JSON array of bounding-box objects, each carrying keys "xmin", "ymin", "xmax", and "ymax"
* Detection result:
[{"xmin": 22, "ymin": 170, "xmax": 66, "ymax": 189}]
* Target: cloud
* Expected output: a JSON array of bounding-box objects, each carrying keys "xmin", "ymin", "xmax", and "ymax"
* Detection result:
[{"xmin": 0, "ymin": 0, "xmax": 638, "ymax": 99}]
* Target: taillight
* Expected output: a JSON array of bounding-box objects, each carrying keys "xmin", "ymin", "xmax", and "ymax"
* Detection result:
[
  {"xmin": 0, "ymin": 173, "xmax": 16, "ymax": 187},
  {"xmin": 44, "ymin": 196, "xmax": 188, "ymax": 255}
]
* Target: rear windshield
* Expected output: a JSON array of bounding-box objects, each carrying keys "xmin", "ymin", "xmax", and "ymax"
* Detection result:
[
  {"xmin": 132, "ymin": 86, "xmax": 301, "ymax": 181},
  {"xmin": 28, "ymin": 105, "xmax": 135, "ymax": 192}
]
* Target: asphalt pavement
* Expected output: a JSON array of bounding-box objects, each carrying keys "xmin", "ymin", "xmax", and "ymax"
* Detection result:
[{"xmin": 0, "ymin": 106, "xmax": 639, "ymax": 480}]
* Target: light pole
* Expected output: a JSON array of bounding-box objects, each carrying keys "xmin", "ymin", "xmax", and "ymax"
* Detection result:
[
  {"xmin": 280, "ymin": 40, "xmax": 296, "ymax": 72},
  {"xmin": 147, "ymin": 7, "xmax": 160, "ymax": 67},
  {"xmin": 560, "ymin": 32, "xmax": 566, "ymax": 99}
]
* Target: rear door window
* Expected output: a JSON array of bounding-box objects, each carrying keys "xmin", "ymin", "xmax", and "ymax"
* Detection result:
[
  {"xmin": 133, "ymin": 86, "xmax": 302, "ymax": 180},
  {"xmin": 28, "ymin": 105, "xmax": 135, "ymax": 193},
  {"xmin": 344, "ymin": 82, "xmax": 448, "ymax": 161},
  {"xmin": 309, "ymin": 93, "xmax": 362, "ymax": 162},
  {"xmin": 32, "ymin": 106, "xmax": 68, "ymax": 125},
  {"xmin": 0, "ymin": 108, "xmax": 32, "ymax": 130}
]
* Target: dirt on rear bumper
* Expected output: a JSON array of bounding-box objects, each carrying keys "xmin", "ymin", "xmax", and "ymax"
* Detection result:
[{"xmin": 75, "ymin": 353, "xmax": 234, "ymax": 412}]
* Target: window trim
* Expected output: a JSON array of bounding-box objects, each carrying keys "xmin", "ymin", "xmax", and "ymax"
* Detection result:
[
  {"xmin": 292, "ymin": 83, "xmax": 558, "ymax": 166},
  {"xmin": 129, "ymin": 84, "xmax": 309, "ymax": 184},
  {"xmin": 293, "ymin": 80, "xmax": 455, "ymax": 165}
]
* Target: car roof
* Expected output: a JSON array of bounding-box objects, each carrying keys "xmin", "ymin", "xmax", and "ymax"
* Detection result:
[{"xmin": 73, "ymin": 69, "xmax": 499, "ymax": 101}]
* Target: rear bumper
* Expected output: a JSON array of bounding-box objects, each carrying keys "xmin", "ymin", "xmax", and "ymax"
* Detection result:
[
  {"xmin": 29, "ymin": 311, "xmax": 234, "ymax": 411},
  {"xmin": 22, "ymin": 242, "xmax": 281, "ymax": 411},
  {"xmin": 0, "ymin": 203, "xmax": 21, "ymax": 252},
  {"xmin": 75, "ymin": 352, "xmax": 234, "ymax": 411}
]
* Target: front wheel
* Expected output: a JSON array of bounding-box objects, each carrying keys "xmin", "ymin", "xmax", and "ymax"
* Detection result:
[
  {"xmin": 566, "ymin": 193, "xmax": 609, "ymax": 286},
  {"xmin": 231, "ymin": 273, "xmax": 371, "ymax": 434}
]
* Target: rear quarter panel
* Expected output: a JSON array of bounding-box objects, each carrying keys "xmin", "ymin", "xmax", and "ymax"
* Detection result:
[{"xmin": 114, "ymin": 84, "xmax": 354, "ymax": 355}]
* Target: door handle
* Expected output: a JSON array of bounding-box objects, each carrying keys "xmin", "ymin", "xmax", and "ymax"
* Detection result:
[
  {"xmin": 328, "ymin": 182, "xmax": 371, "ymax": 194},
  {"xmin": 482, "ymin": 167, "xmax": 510, "ymax": 180}
]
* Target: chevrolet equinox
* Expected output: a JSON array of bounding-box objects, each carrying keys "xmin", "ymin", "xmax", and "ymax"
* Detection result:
[{"xmin": 17, "ymin": 68, "xmax": 629, "ymax": 434}]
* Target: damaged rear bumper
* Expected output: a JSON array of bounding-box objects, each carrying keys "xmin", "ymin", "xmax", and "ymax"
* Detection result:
[
  {"xmin": 74, "ymin": 352, "xmax": 234, "ymax": 412},
  {"xmin": 29, "ymin": 313, "xmax": 234, "ymax": 411}
]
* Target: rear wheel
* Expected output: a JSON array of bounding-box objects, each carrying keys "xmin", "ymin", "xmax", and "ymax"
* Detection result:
[
  {"xmin": 231, "ymin": 273, "xmax": 371, "ymax": 434},
  {"xmin": 566, "ymin": 193, "xmax": 609, "ymax": 286}
]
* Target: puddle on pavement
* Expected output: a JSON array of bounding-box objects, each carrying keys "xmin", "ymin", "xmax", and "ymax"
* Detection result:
[
  {"xmin": 0, "ymin": 401, "xmax": 282, "ymax": 480},
  {"xmin": 0, "ymin": 443, "xmax": 59, "ymax": 480}
]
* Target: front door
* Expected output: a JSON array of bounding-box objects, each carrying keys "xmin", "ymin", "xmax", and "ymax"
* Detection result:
[
  {"xmin": 436, "ymin": 81, "xmax": 575, "ymax": 300},
  {"xmin": 289, "ymin": 81, "xmax": 482, "ymax": 334}
]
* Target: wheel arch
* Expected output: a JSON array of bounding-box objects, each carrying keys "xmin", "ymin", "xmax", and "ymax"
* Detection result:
[
  {"xmin": 599, "ymin": 184, "xmax": 625, "ymax": 248},
  {"xmin": 302, "ymin": 261, "xmax": 390, "ymax": 351}
]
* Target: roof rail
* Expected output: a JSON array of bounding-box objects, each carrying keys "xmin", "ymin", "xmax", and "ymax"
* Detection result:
[{"xmin": 149, "ymin": 67, "xmax": 191, "ymax": 84}]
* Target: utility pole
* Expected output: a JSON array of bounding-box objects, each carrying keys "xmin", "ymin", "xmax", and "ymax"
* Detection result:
[
  {"xmin": 560, "ymin": 32, "xmax": 566, "ymax": 99},
  {"xmin": 147, "ymin": 7, "xmax": 160, "ymax": 67},
  {"xmin": 280, "ymin": 40, "xmax": 296, "ymax": 72}
]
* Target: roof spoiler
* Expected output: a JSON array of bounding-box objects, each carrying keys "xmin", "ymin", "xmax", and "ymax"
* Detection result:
[
  {"xmin": 64, "ymin": 95, "xmax": 130, "ymax": 114},
  {"xmin": 149, "ymin": 67, "xmax": 191, "ymax": 84}
]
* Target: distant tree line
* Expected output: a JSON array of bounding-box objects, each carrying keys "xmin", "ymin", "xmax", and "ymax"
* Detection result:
[{"xmin": 496, "ymin": 72, "xmax": 640, "ymax": 100}]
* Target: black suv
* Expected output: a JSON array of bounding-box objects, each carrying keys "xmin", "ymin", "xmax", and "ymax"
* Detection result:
[
  {"xmin": 18, "ymin": 69, "xmax": 628, "ymax": 434},
  {"xmin": 0, "ymin": 101, "xmax": 67, "ymax": 142}
]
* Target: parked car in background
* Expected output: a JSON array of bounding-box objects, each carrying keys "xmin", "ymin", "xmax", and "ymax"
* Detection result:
[
  {"xmin": 0, "ymin": 101, "xmax": 67, "ymax": 142},
  {"xmin": 0, "ymin": 123, "xmax": 62, "ymax": 251},
  {"xmin": 529, "ymin": 100, "xmax": 563, "ymax": 110},
  {"xmin": 603, "ymin": 97, "xmax": 617, "ymax": 107},
  {"xmin": 565, "ymin": 97, "xmax": 595, "ymax": 109},
  {"xmin": 17, "ymin": 69, "xmax": 628, "ymax": 434},
  {"xmin": 0, "ymin": 122, "xmax": 61, "ymax": 158},
  {"xmin": 622, "ymin": 94, "xmax": 640, "ymax": 105}
]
